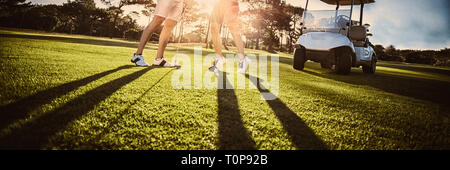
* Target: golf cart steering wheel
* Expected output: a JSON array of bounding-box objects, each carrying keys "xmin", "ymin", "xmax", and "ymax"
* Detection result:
[{"xmin": 335, "ymin": 15, "xmax": 350, "ymax": 28}]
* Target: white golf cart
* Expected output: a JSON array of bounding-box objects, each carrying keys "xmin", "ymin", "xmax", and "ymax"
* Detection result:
[{"xmin": 293, "ymin": 0, "xmax": 376, "ymax": 74}]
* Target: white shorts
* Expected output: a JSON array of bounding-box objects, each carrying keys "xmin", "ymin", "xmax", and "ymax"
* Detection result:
[{"xmin": 154, "ymin": 0, "xmax": 184, "ymax": 22}]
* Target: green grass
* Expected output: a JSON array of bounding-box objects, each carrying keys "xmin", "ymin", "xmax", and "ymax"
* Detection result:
[{"xmin": 0, "ymin": 29, "xmax": 448, "ymax": 150}]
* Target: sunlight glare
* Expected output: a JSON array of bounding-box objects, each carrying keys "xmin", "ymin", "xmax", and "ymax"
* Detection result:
[{"xmin": 195, "ymin": 0, "xmax": 220, "ymax": 15}]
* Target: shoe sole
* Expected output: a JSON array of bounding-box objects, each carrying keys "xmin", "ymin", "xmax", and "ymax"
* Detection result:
[{"xmin": 152, "ymin": 64, "xmax": 181, "ymax": 69}]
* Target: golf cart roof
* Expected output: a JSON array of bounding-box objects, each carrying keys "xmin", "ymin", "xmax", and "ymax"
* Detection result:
[{"xmin": 320, "ymin": 0, "xmax": 375, "ymax": 5}]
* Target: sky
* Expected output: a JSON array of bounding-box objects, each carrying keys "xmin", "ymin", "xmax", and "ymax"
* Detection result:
[{"xmin": 30, "ymin": 0, "xmax": 450, "ymax": 50}]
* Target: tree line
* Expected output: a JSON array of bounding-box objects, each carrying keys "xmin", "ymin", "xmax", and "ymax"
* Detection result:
[
  {"xmin": 373, "ymin": 45, "xmax": 450, "ymax": 67},
  {"xmin": 0, "ymin": 0, "xmax": 155, "ymax": 40}
]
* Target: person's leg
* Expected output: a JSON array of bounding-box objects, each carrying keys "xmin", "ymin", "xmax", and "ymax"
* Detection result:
[
  {"xmin": 227, "ymin": 22, "xmax": 245, "ymax": 61},
  {"xmin": 228, "ymin": 21, "xmax": 249, "ymax": 74},
  {"xmin": 221, "ymin": 0, "xmax": 249, "ymax": 73},
  {"xmin": 135, "ymin": 16, "xmax": 165, "ymax": 55},
  {"xmin": 210, "ymin": 22, "xmax": 224, "ymax": 59},
  {"xmin": 155, "ymin": 19, "xmax": 177, "ymax": 59},
  {"xmin": 222, "ymin": 0, "xmax": 244, "ymax": 60},
  {"xmin": 207, "ymin": 1, "xmax": 228, "ymax": 72},
  {"xmin": 208, "ymin": 21, "xmax": 228, "ymax": 72},
  {"xmin": 151, "ymin": 18, "xmax": 180, "ymax": 68}
]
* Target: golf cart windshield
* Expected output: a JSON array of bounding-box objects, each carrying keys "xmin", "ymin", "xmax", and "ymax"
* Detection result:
[{"xmin": 303, "ymin": 10, "xmax": 351, "ymax": 32}]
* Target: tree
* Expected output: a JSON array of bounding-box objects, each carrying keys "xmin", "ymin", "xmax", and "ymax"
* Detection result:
[
  {"xmin": 385, "ymin": 45, "xmax": 396, "ymax": 56},
  {"xmin": 101, "ymin": 0, "xmax": 154, "ymax": 38},
  {"xmin": 175, "ymin": 0, "xmax": 200, "ymax": 43},
  {"xmin": 384, "ymin": 45, "xmax": 405, "ymax": 62},
  {"xmin": 191, "ymin": 15, "xmax": 208, "ymax": 43},
  {"xmin": 373, "ymin": 44, "xmax": 385, "ymax": 60},
  {"xmin": 57, "ymin": 0, "xmax": 98, "ymax": 35},
  {"xmin": 243, "ymin": 0, "xmax": 268, "ymax": 50},
  {"xmin": 0, "ymin": 0, "xmax": 31, "ymax": 27},
  {"xmin": 0, "ymin": 0, "xmax": 28, "ymax": 12},
  {"xmin": 243, "ymin": 0, "xmax": 302, "ymax": 52},
  {"xmin": 286, "ymin": 6, "xmax": 303, "ymax": 53}
]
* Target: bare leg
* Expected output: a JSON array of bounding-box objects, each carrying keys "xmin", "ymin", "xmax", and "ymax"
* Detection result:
[
  {"xmin": 210, "ymin": 22, "xmax": 224, "ymax": 59},
  {"xmin": 227, "ymin": 23, "xmax": 245, "ymax": 60},
  {"xmin": 136, "ymin": 16, "xmax": 165, "ymax": 55},
  {"xmin": 156, "ymin": 19, "xmax": 178, "ymax": 59},
  {"xmin": 211, "ymin": 22, "xmax": 224, "ymax": 58}
]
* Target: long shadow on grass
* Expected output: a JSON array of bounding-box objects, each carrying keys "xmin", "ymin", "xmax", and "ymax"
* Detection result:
[
  {"xmin": 217, "ymin": 72, "xmax": 256, "ymax": 150},
  {"xmin": 245, "ymin": 74, "xmax": 328, "ymax": 150},
  {"xmin": 0, "ymin": 33, "xmax": 194, "ymax": 53},
  {"xmin": 0, "ymin": 65, "xmax": 134, "ymax": 130},
  {"xmin": 301, "ymin": 69, "xmax": 450, "ymax": 106},
  {"xmin": 376, "ymin": 62, "xmax": 450, "ymax": 76},
  {"xmin": 287, "ymin": 76, "xmax": 449, "ymax": 149},
  {"xmin": 85, "ymin": 69, "xmax": 173, "ymax": 149},
  {"xmin": 0, "ymin": 67, "xmax": 153, "ymax": 149}
]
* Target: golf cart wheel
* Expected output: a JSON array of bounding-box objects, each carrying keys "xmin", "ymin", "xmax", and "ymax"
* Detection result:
[
  {"xmin": 362, "ymin": 56, "xmax": 376, "ymax": 74},
  {"xmin": 334, "ymin": 47, "xmax": 352, "ymax": 75},
  {"xmin": 293, "ymin": 46, "xmax": 306, "ymax": 70}
]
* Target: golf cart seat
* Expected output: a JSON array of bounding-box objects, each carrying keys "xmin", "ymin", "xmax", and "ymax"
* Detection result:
[
  {"xmin": 349, "ymin": 26, "xmax": 367, "ymax": 41},
  {"xmin": 352, "ymin": 40, "xmax": 367, "ymax": 47},
  {"xmin": 349, "ymin": 26, "xmax": 367, "ymax": 47}
]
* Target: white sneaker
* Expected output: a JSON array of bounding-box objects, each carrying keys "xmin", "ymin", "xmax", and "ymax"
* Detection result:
[
  {"xmin": 237, "ymin": 56, "xmax": 251, "ymax": 74},
  {"xmin": 153, "ymin": 57, "xmax": 180, "ymax": 68},
  {"xmin": 131, "ymin": 54, "xmax": 149, "ymax": 66},
  {"xmin": 208, "ymin": 57, "xmax": 226, "ymax": 72}
]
